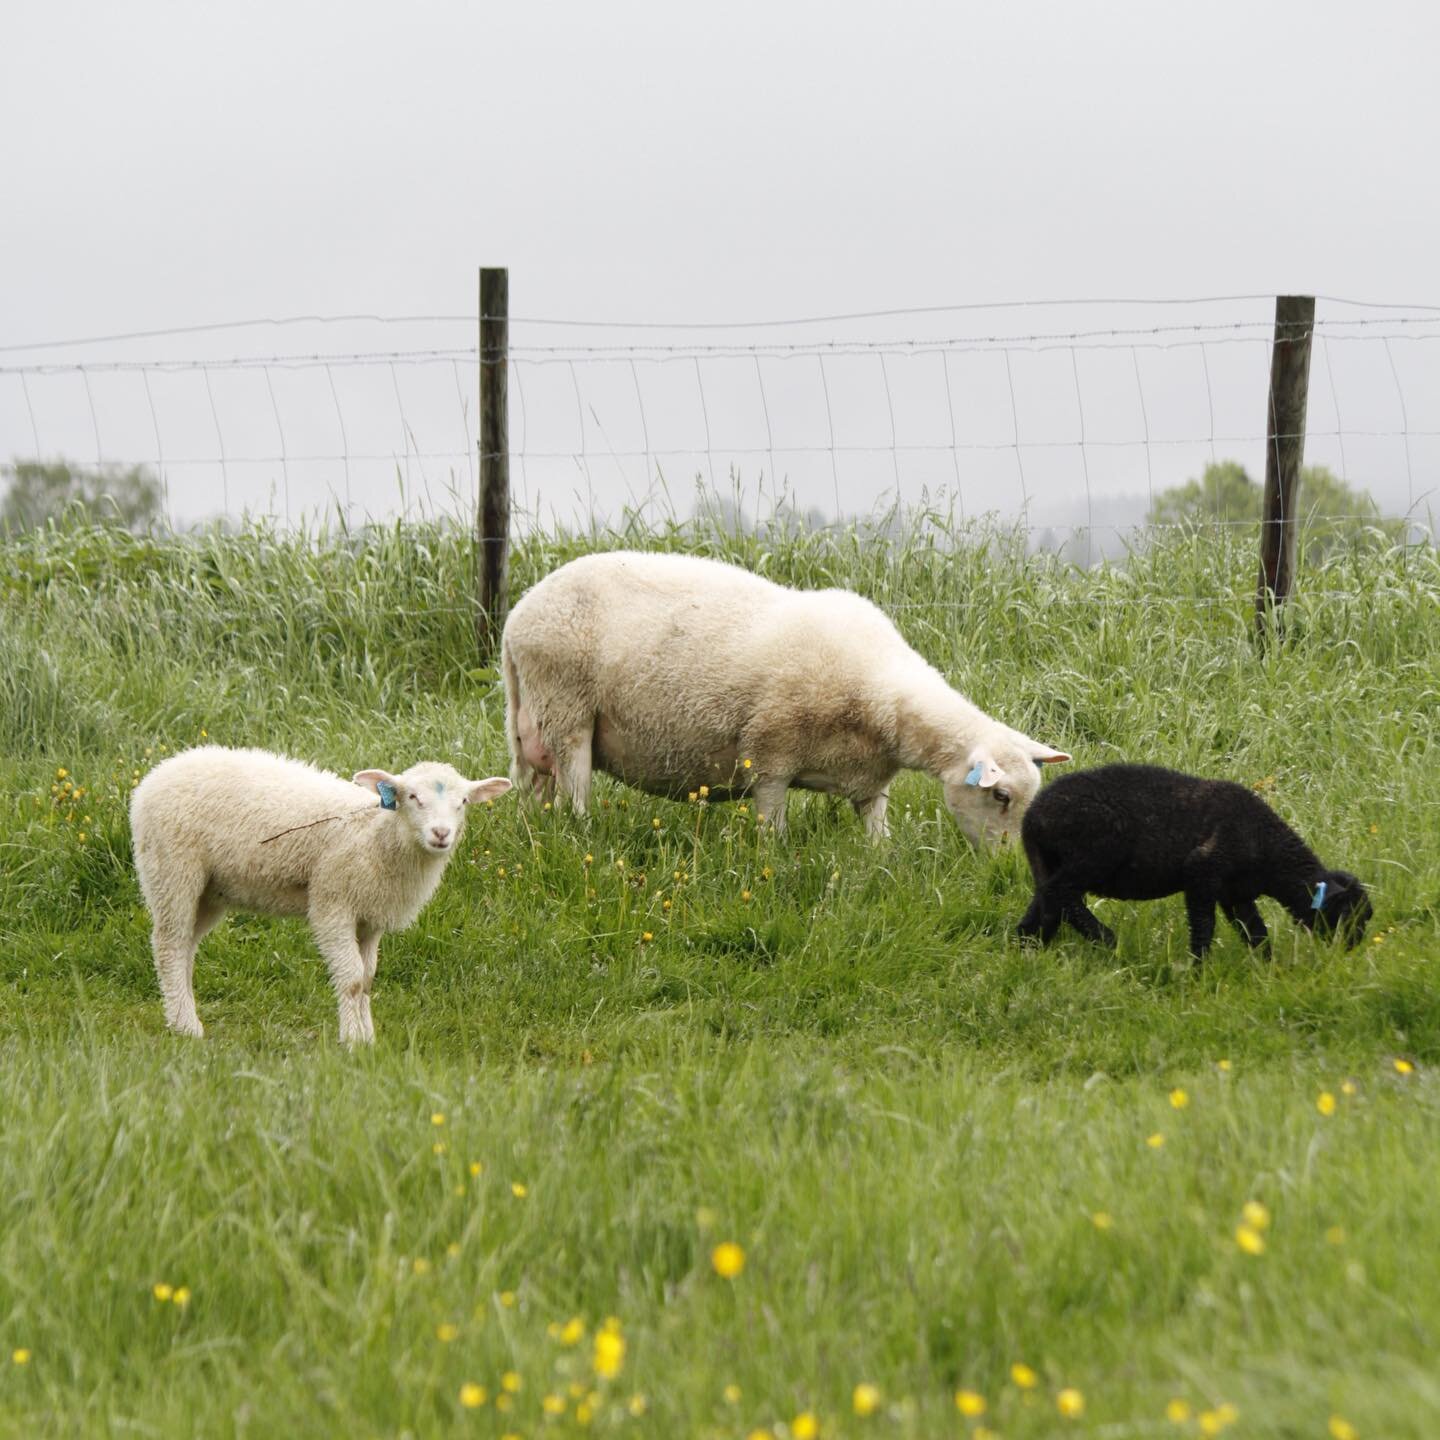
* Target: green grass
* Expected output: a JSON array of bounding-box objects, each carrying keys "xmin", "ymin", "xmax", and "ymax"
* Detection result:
[{"xmin": 2, "ymin": 512, "xmax": 1438, "ymax": 1438}]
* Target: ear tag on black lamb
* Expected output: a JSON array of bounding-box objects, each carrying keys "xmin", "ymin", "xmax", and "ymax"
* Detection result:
[
  {"xmin": 1311, "ymin": 880, "xmax": 1328, "ymax": 911},
  {"xmin": 377, "ymin": 781, "xmax": 397, "ymax": 811}
]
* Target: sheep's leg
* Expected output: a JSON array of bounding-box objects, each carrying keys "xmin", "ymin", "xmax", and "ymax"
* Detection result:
[
  {"xmin": 1060, "ymin": 894, "xmax": 1116, "ymax": 948},
  {"xmin": 1184, "ymin": 889, "xmax": 1218, "ymax": 958},
  {"xmin": 310, "ymin": 906, "xmax": 371, "ymax": 1046},
  {"xmin": 1222, "ymin": 898, "xmax": 1269, "ymax": 950},
  {"xmin": 1016, "ymin": 885, "xmax": 1064, "ymax": 944},
  {"xmin": 853, "ymin": 790, "xmax": 889, "ymax": 841},
  {"xmin": 146, "ymin": 865, "xmax": 210, "ymax": 1038},
  {"xmin": 357, "ymin": 925, "xmax": 381, "ymax": 1043},
  {"xmin": 750, "ymin": 776, "xmax": 790, "ymax": 834},
  {"xmin": 554, "ymin": 726, "xmax": 594, "ymax": 812}
]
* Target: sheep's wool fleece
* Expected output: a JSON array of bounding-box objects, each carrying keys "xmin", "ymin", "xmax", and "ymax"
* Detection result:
[
  {"xmin": 504, "ymin": 550, "xmax": 1011, "ymax": 799},
  {"xmin": 130, "ymin": 746, "xmax": 452, "ymax": 932}
]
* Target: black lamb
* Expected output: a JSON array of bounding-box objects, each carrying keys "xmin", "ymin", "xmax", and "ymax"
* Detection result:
[{"xmin": 1016, "ymin": 763, "xmax": 1372, "ymax": 957}]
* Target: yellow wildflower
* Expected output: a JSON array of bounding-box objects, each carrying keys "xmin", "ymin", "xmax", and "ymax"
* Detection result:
[
  {"xmin": 436, "ymin": 1323, "xmax": 459, "ymax": 1343},
  {"xmin": 742, "ymin": 758, "xmax": 752, "ymax": 768},
  {"xmin": 542, "ymin": 1393, "xmax": 566, "ymax": 1415},
  {"xmin": 459, "ymin": 1382, "xmax": 487, "ymax": 1408},
  {"xmin": 1198, "ymin": 1411, "xmax": 1224, "ymax": 1437},
  {"xmin": 593, "ymin": 1328, "xmax": 626, "ymax": 1379},
  {"xmin": 711, "ymin": 1241, "xmax": 745, "ymax": 1278},
  {"xmin": 852, "ymin": 1382, "xmax": 882, "ymax": 1416},
  {"xmin": 1217, "ymin": 1059, "xmax": 1232, "ymax": 1071},
  {"xmin": 1057, "ymin": 1388, "xmax": 1085, "ymax": 1418},
  {"xmin": 1326, "ymin": 1225, "xmax": 1347, "ymax": 1246},
  {"xmin": 1242, "ymin": 1200, "xmax": 1271, "ymax": 1231},
  {"xmin": 1329, "ymin": 1417, "xmax": 1359, "ymax": 1440},
  {"xmin": 501, "ymin": 1371, "xmax": 522, "ymax": 1393},
  {"xmin": 1010, "ymin": 1362, "xmax": 1038, "ymax": 1389},
  {"xmin": 1169, "ymin": 1088, "xmax": 1189, "ymax": 1109},
  {"xmin": 12, "ymin": 1349, "xmax": 31, "ymax": 1365},
  {"xmin": 741, "ymin": 889, "xmax": 753, "ymax": 902},
  {"xmin": 172, "ymin": 1286, "xmax": 191, "ymax": 1308},
  {"xmin": 955, "ymin": 1389, "xmax": 987, "ymax": 1416},
  {"xmin": 792, "ymin": 1413, "xmax": 818, "ymax": 1439},
  {"xmin": 641, "ymin": 931, "xmax": 653, "ymax": 943},
  {"xmin": 511, "ymin": 1182, "xmax": 528, "ymax": 1198},
  {"xmin": 576, "ymin": 1402, "xmax": 594, "ymax": 1425},
  {"xmin": 1166, "ymin": 1397, "xmax": 1192, "ymax": 1423},
  {"xmin": 1394, "ymin": 1058, "xmax": 1415, "ymax": 1075},
  {"xmin": 561, "ymin": 1316, "xmax": 585, "ymax": 1346},
  {"xmin": 724, "ymin": 1384, "xmax": 743, "ymax": 1404},
  {"xmin": 412, "ymin": 1257, "xmax": 432, "ymax": 1275},
  {"xmin": 499, "ymin": 1289, "xmax": 517, "ymax": 1307},
  {"xmin": 1317, "ymin": 1091, "xmax": 1337, "ymax": 1116},
  {"xmin": 153, "ymin": 1283, "xmax": 173, "ymax": 1302},
  {"xmin": 1146, "ymin": 1132, "xmax": 1165, "ymax": 1149},
  {"xmin": 433, "ymin": 1141, "xmax": 447, "ymax": 1155},
  {"xmin": 1091, "ymin": 1211, "xmax": 1114, "ymax": 1230},
  {"xmin": 431, "ymin": 1112, "xmax": 445, "ymax": 1126},
  {"xmin": 1235, "ymin": 1224, "xmax": 1266, "ymax": 1255},
  {"xmin": 628, "ymin": 1394, "xmax": 648, "ymax": 1417},
  {"xmin": 1341, "ymin": 1080, "xmax": 1358, "ymax": 1096}
]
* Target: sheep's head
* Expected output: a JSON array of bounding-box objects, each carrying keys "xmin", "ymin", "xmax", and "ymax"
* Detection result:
[
  {"xmin": 941, "ymin": 733, "xmax": 1070, "ymax": 848},
  {"xmin": 1306, "ymin": 869, "xmax": 1373, "ymax": 947},
  {"xmin": 353, "ymin": 763, "xmax": 512, "ymax": 855}
]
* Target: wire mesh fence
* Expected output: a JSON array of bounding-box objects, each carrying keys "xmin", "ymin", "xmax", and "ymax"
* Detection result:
[{"xmin": 2, "ymin": 293, "xmax": 1436, "ymax": 565}]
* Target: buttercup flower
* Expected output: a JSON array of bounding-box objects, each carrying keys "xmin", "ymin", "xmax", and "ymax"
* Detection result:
[{"xmin": 711, "ymin": 1241, "xmax": 746, "ymax": 1278}]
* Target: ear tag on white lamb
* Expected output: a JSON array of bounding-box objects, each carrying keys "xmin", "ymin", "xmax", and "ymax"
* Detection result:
[
  {"xmin": 377, "ymin": 780, "xmax": 397, "ymax": 811},
  {"xmin": 964, "ymin": 763, "xmax": 984, "ymax": 786},
  {"xmin": 1311, "ymin": 881, "xmax": 1328, "ymax": 911}
]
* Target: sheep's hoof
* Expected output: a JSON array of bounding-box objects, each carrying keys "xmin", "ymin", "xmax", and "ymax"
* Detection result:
[{"xmin": 167, "ymin": 1016, "xmax": 204, "ymax": 1039}]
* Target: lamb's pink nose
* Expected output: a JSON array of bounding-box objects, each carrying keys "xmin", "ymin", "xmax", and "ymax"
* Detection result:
[{"xmin": 430, "ymin": 826, "xmax": 452, "ymax": 846}]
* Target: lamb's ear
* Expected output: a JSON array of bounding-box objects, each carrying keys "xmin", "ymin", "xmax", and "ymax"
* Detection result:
[
  {"xmin": 964, "ymin": 753, "xmax": 1007, "ymax": 789},
  {"xmin": 1002, "ymin": 726, "xmax": 1071, "ymax": 766},
  {"xmin": 353, "ymin": 769, "xmax": 399, "ymax": 794},
  {"xmin": 1029, "ymin": 743, "xmax": 1071, "ymax": 765},
  {"xmin": 465, "ymin": 776, "xmax": 513, "ymax": 805}
]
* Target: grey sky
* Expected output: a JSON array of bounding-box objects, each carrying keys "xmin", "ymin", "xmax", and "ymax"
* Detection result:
[{"xmin": 3, "ymin": 1, "xmax": 1439, "ymax": 530}]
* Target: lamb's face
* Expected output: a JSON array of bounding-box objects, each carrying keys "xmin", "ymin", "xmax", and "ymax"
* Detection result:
[
  {"xmin": 354, "ymin": 763, "xmax": 512, "ymax": 855},
  {"xmin": 1307, "ymin": 869, "xmax": 1373, "ymax": 948},
  {"xmin": 941, "ymin": 735, "xmax": 1069, "ymax": 848}
]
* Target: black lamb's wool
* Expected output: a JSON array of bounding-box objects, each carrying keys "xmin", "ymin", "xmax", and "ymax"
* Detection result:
[{"xmin": 1016, "ymin": 763, "xmax": 1371, "ymax": 957}]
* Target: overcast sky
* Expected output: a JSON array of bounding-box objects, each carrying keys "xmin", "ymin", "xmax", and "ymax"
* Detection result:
[{"xmin": 3, "ymin": 0, "xmax": 1438, "ymax": 530}]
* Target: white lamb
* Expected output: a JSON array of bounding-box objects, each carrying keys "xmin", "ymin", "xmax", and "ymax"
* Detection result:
[
  {"xmin": 501, "ymin": 551, "xmax": 1068, "ymax": 845},
  {"xmin": 129, "ymin": 745, "xmax": 511, "ymax": 1044}
]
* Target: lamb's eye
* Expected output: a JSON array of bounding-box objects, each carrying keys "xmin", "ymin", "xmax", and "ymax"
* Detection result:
[
  {"xmin": 408, "ymin": 792, "xmax": 420, "ymax": 804},
  {"xmin": 993, "ymin": 787, "xmax": 1012, "ymax": 811}
]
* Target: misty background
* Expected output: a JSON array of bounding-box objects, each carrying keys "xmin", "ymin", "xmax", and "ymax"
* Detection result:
[{"xmin": 3, "ymin": 2, "xmax": 1438, "ymax": 544}]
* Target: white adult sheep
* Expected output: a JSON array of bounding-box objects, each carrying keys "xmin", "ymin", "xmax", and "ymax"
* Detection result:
[
  {"xmin": 129, "ymin": 745, "xmax": 511, "ymax": 1044},
  {"xmin": 501, "ymin": 551, "xmax": 1068, "ymax": 846}
]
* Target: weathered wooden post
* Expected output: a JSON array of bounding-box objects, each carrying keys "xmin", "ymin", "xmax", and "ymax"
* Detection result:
[
  {"xmin": 477, "ymin": 266, "xmax": 510, "ymax": 655},
  {"xmin": 1255, "ymin": 294, "xmax": 1315, "ymax": 637}
]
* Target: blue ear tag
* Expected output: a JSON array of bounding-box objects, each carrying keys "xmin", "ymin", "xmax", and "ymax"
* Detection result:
[
  {"xmin": 377, "ymin": 780, "xmax": 397, "ymax": 811},
  {"xmin": 1311, "ymin": 881, "xmax": 1327, "ymax": 911},
  {"xmin": 964, "ymin": 763, "xmax": 984, "ymax": 787}
]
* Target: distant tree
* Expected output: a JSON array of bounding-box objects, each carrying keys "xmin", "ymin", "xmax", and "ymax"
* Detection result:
[
  {"xmin": 1148, "ymin": 460, "xmax": 1258, "ymax": 526},
  {"xmin": 1147, "ymin": 460, "xmax": 1397, "ymax": 559},
  {"xmin": 0, "ymin": 460, "xmax": 164, "ymax": 534}
]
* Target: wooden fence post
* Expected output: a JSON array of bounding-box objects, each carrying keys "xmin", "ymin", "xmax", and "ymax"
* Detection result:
[
  {"xmin": 477, "ymin": 266, "xmax": 510, "ymax": 655},
  {"xmin": 1255, "ymin": 294, "xmax": 1315, "ymax": 636}
]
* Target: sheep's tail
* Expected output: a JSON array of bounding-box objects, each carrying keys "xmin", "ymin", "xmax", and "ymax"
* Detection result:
[{"xmin": 501, "ymin": 637, "xmax": 532, "ymax": 794}]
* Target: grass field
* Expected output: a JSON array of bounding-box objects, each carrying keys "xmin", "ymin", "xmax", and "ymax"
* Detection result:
[{"xmin": 1, "ymin": 513, "xmax": 1437, "ymax": 1439}]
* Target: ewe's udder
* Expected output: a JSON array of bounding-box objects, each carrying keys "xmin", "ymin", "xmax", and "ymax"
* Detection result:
[{"xmin": 516, "ymin": 705, "xmax": 554, "ymax": 772}]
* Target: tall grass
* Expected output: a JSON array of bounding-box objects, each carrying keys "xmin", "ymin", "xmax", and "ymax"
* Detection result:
[{"xmin": 1, "ymin": 512, "xmax": 1437, "ymax": 1437}]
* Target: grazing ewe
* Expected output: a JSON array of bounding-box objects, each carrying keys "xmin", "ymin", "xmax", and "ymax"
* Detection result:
[
  {"xmin": 502, "ymin": 550, "xmax": 1068, "ymax": 845},
  {"xmin": 1016, "ymin": 763, "xmax": 1372, "ymax": 957},
  {"xmin": 130, "ymin": 745, "xmax": 510, "ymax": 1043}
]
